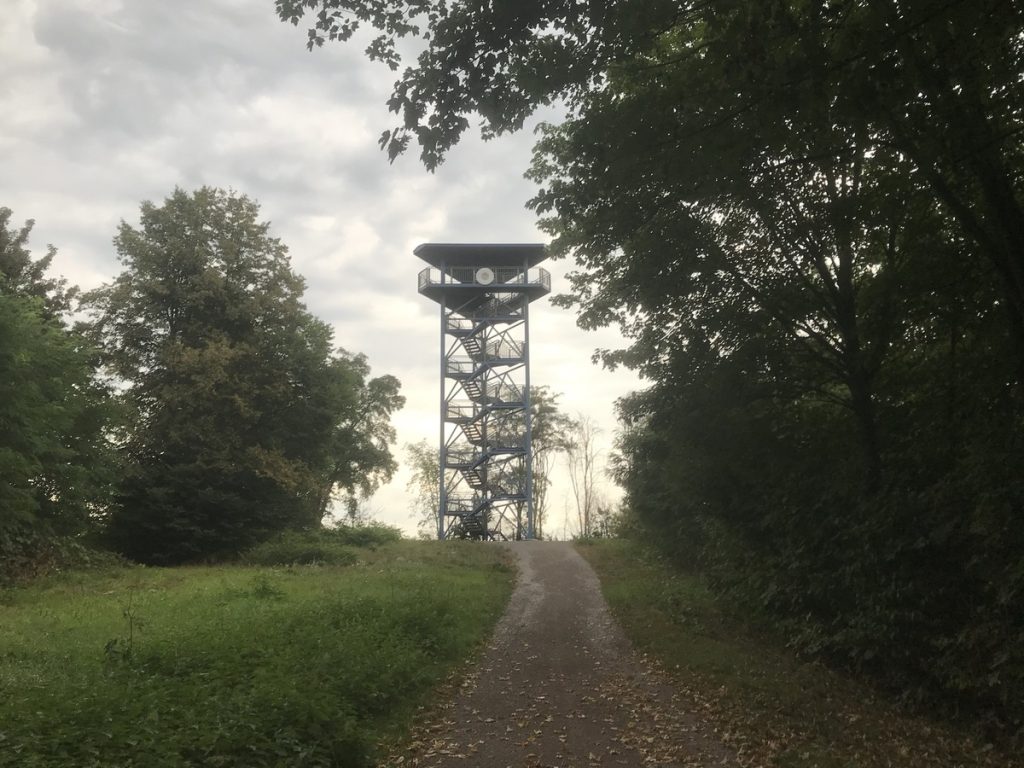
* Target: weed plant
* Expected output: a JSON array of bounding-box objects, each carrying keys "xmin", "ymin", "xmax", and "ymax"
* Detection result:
[{"xmin": 0, "ymin": 540, "xmax": 512, "ymax": 767}]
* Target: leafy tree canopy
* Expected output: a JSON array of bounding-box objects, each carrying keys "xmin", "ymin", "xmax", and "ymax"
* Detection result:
[
  {"xmin": 0, "ymin": 209, "xmax": 115, "ymax": 570},
  {"xmin": 0, "ymin": 207, "xmax": 76, "ymax": 315},
  {"xmin": 82, "ymin": 188, "xmax": 403, "ymax": 563},
  {"xmin": 280, "ymin": 0, "xmax": 1024, "ymax": 349}
]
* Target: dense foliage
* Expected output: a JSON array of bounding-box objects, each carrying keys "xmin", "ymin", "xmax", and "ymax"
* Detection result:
[
  {"xmin": 81, "ymin": 188, "xmax": 403, "ymax": 564},
  {"xmin": 281, "ymin": 0, "xmax": 1024, "ymax": 739},
  {"xmin": 0, "ymin": 209, "xmax": 116, "ymax": 579},
  {"xmin": 2, "ymin": 190, "xmax": 402, "ymax": 573}
]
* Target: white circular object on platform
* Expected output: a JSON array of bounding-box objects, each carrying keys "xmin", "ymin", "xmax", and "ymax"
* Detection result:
[{"xmin": 475, "ymin": 267, "xmax": 495, "ymax": 285}]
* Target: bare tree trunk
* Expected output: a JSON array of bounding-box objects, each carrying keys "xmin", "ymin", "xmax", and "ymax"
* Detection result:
[{"xmin": 566, "ymin": 415, "xmax": 601, "ymax": 538}]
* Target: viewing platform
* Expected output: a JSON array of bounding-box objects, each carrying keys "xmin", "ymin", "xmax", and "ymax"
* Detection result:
[
  {"xmin": 415, "ymin": 242, "xmax": 551, "ymax": 310},
  {"xmin": 417, "ymin": 265, "xmax": 551, "ymax": 304}
]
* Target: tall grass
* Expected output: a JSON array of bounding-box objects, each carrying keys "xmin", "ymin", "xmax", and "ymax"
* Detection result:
[{"xmin": 0, "ymin": 539, "xmax": 512, "ymax": 767}]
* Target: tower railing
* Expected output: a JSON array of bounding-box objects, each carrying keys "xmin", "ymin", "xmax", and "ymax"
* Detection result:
[
  {"xmin": 418, "ymin": 267, "xmax": 550, "ymax": 291},
  {"xmin": 446, "ymin": 443, "xmax": 525, "ymax": 467},
  {"xmin": 446, "ymin": 358, "xmax": 523, "ymax": 378},
  {"xmin": 445, "ymin": 397, "xmax": 524, "ymax": 422},
  {"xmin": 452, "ymin": 337, "xmax": 523, "ymax": 359}
]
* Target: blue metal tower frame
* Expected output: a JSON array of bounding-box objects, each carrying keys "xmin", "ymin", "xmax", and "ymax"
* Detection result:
[{"xmin": 416, "ymin": 243, "xmax": 551, "ymax": 540}]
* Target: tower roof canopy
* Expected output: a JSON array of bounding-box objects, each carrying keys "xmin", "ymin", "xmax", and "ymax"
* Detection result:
[{"xmin": 415, "ymin": 242, "xmax": 547, "ymax": 269}]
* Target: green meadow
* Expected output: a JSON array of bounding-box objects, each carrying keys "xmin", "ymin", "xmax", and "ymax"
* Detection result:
[{"xmin": 0, "ymin": 539, "xmax": 513, "ymax": 767}]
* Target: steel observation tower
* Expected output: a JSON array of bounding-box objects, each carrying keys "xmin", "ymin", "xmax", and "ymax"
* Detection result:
[{"xmin": 416, "ymin": 243, "xmax": 551, "ymax": 540}]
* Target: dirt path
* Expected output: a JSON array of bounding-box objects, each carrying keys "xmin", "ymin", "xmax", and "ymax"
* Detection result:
[{"xmin": 392, "ymin": 541, "xmax": 736, "ymax": 767}]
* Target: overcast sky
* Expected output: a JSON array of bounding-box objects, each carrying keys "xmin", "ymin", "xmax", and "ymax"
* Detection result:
[{"xmin": 2, "ymin": 0, "xmax": 642, "ymax": 536}]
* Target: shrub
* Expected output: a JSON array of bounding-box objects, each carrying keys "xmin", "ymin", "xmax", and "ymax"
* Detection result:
[
  {"xmin": 242, "ymin": 530, "xmax": 358, "ymax": 567},
  {"xmin": 326, "ymin": 522, "xmax": 402, "ymax": 548},
  {"xmin": 1, "ymin": 521, "xmax": 124, "ymax": 585}
]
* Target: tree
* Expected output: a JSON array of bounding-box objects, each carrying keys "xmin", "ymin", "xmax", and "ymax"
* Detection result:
[
  {"xmin": 276, "ymin": 0, "xmax": 677, "ymax": 169},
  {"xmin": 1, "ymin": 209, "xmax": 115, "ymax": 575},
  {"xmin": 405, "ymin": 439, "xmax": 440, "ymax": 537},
  {"xmin": 82, "ymin": 188, "xmax": 402, "ymax": 563},
  {"xmin": 0, "ymin": 207, "xmax": 76, "ymax": 316},
  {"xmin": 532, "ymin": 21, "xmax": 1022, "ymax": 719},
  {"xmin": 565, "ymin": 414, "xmax": 602, "ymax": 539},
  {"xmin": 529, "ymin": 69, "xmax": 941, "ymax": 492},
  {"xmin": 528, "ymin": 386, "xmax": 574, "ymax": 539},
  {"xmin": 0, "ymin": 297, "xmax": 114, "ymax": 531},
  {"xmin": 317, "ymin": 353, "xmax": 404, "ymax": 518}
]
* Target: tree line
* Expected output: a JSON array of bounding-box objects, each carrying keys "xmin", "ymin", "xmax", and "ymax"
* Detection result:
[
  {"xmin": 280, "ymin": 0, "xmax": 1024, "ymax": 741},
  {"xmin": 1, "ymin": 187, "xmax": 402, "ymax": 570}
]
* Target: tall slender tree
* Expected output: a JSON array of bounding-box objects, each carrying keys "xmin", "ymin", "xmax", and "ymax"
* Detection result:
[
  {"xmin": 565, "ymin": 414, "xmax": 601, "ymax": 539},
  {"xmin": 528, "ymin": 385, "xmax": 574, "ymax": 539},
  {"xmin": 405, "ymin": 439, "xmax": 440, "ymax": 537}
]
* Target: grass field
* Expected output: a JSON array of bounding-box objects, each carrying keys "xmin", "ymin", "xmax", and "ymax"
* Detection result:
[
  {"xmin": 0, "ymin": 539, "xmax": 513, "ymax": 767},
  {"xmin": 577, "ymin": 538, "xmax": 1018, "ymax": 768}
]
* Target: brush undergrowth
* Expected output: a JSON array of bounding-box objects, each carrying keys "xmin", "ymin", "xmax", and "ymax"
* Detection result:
[
  {"xmin": 239, "ymin": 525, "xmax": 400, "ymax": 567},
  {"xmin": 577, "ymin": 538, "xmax": 1018, "ymax": 768},
  {"xmin": 0, "ymin": 538, "xmax": 513, "ymax": 767}
]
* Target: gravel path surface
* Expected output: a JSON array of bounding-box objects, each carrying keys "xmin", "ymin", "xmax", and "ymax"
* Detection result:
[{"xmin": 392, "ymin": 541, "xmax": 736, "ymax": 768}]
